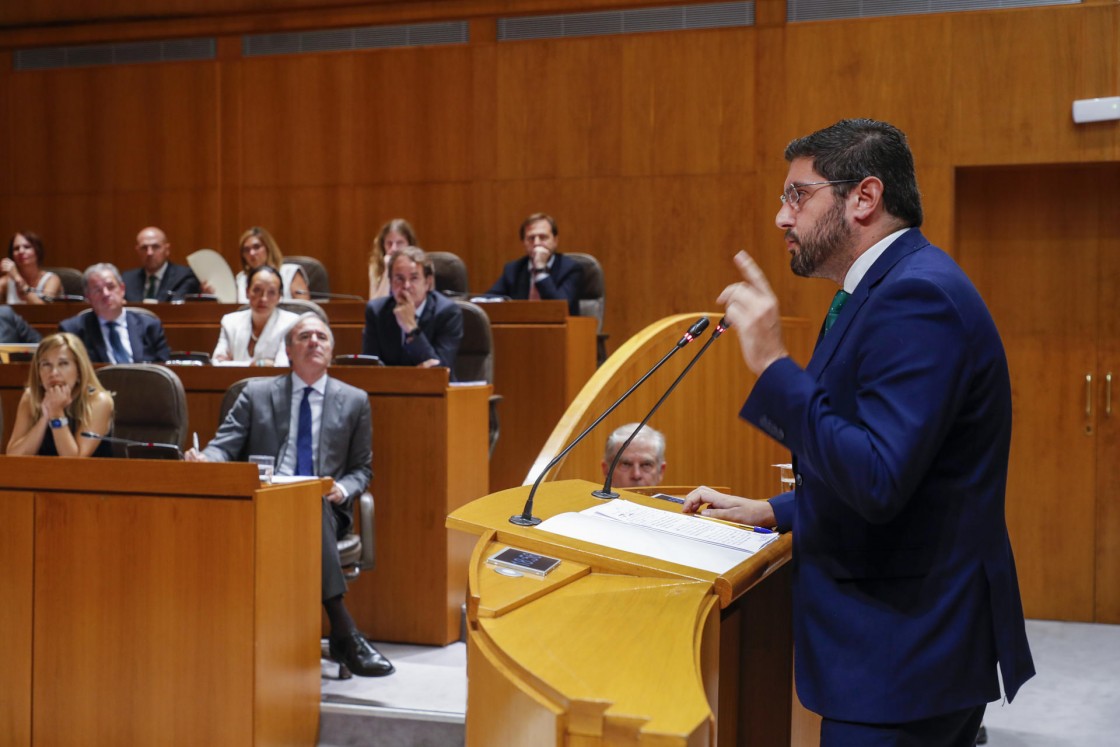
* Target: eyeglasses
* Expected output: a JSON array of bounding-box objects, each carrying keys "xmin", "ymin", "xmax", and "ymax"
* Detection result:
[{"xmin": 779, "ymin": 179, "xmax": 861, "ymax": 209}]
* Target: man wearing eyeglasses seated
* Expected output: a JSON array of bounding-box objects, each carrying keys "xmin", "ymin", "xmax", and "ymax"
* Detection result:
[{"xmin": 602, "ymin": 423, "xmax": 666, "ymax": 489}]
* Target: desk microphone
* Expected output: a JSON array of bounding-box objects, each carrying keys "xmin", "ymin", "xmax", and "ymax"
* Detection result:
[
  {"xmin": 594, "ymin": 317, "xmax": 731, "ymax": 499},
  {"xmin": 293, "ymin": 289, "xmax": 366, "ymax": 302},
  {"xmin": 30, "ymin": 289, "xmax": 86, "ymax": 303},
  {"xmin": 509, "ymin": 317, "xmax": 710, "ymax": 527},
  {"xmin": 80, "ymin": 432, "xmax": 183, "ymax": 452}
]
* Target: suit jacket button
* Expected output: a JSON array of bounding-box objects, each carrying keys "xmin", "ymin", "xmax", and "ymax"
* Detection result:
[{"xmin": 795, "ymin": 474, "xmax": 803, "ymax": 486}]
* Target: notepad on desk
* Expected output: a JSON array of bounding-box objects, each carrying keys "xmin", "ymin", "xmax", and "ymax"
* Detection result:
[{"xmin": 536, "ymin": 499, "xmax": 779, "ymax": 574}]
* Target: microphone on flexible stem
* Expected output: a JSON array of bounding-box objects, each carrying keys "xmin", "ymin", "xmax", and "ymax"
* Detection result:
[
  {"xmin": 509, "ymin": 317, "xmax": 711, "ymax": 527},
  {"xmin": 594, "ymin": 317, "xmax": 731, "ymax": 500},
  {"xmin": 30, "ymin": 289, "xmax": 86, "ymax": 303},
  {"xmin": 80, "ymin": 432, "xmax": 181, "ymax": 450}
]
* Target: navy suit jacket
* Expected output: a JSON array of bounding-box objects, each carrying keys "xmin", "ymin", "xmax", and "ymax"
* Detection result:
[
  {"xmin": 59, "ymin": 309, "xmax": 171, "ymax": 363},
  {"xmin": 122, "ymin": 262, "xmax": 201, "ymax": 302},
  {"xmin": 0, "ymin": 306, "xmax": 41, "ymax": 343},
  {"xmin": 741, "ymin": 229, "xmax": 1034, "ymax": 723},
  {"xmin": 361, "ymin": 290, "xmax": 463, "ymax": 375},
  {"xmin": 486, "ymin": 253, "xmax": 583, "ymax": 315}
]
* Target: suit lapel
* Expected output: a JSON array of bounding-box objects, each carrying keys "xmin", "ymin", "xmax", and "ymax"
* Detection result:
[
  {"xmin": 319, "ymin": 376, "xmax": 340, "ymax": 475},
  {"xmin": 84, "ymin": 312, "xmax": 110, "ymax": 362},
  {"xmin": 124, "ymin": 314, "xmax": 145, "ymax": 361},
  {"xmin": 271, "ymin": 375, "xmax": 293, "ymax": 465},
  {"xmin": 807, "ymin": 229, "xmax": 928, "ymax": 377}
]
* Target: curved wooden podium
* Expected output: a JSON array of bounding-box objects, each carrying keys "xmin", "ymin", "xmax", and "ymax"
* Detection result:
[{"xmin": 448, "ymin": 480, "xmax": 793, "ymax": 747}]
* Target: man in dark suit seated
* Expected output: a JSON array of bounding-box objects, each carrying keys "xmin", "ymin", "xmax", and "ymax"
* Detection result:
[
  {"xmin": 362, "ymin": 246, "xmax": 463, "ymax": 373},
  {"xmin": 122, "ymin": 226, "xmax": 201, "ymax": 302},
  {"xmin": 0, "ymin": 305, "xmax": 41, "ymax": 343},
  {"xmin": 186, "ymin": 313, "xmax": 393, "ymax": 678},
  {"xmin": 59, "ymin": 263, "xmax": 170, "ymax": 363},
  {"xmin": 486, "ymin": 212, "xmax": 583, "ymax": 315}
]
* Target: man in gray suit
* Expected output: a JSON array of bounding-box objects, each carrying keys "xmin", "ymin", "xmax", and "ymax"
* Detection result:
[{"xmin": 186, "ymin": 313, "xmax": 393, "ymax": 677}]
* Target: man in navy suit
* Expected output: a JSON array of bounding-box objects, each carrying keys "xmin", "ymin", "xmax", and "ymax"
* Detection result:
[
  {"xmin": 0, "ymin": 306, "xmax": 41, "ymax": 344},
  {"xmin": 362, "ymin": 246, "xmax": 463, "ymax": 373},
  {"xmin": 684, "ymin": 119, "xmax": 1034, "ymax": 745},
  {"xmin": 486, "ymin": 213, "xmax": 583, "ymax": 315},
  {"xmin": 122, "ymin": 226, "xmax": 201, "ymax": 302},
  {"xmin": 59, "ymin": 263, "xmax": 170, "ymax": 363}
]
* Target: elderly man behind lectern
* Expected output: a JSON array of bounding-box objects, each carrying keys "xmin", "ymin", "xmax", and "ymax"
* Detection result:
[{"xmin": 186, "ymin": 313, "xmax": 393, "ymax": 678}]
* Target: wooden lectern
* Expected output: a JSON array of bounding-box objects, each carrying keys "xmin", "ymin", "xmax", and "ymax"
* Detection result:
[
  {"xmin": 0, "ymin": 457, "xmax": 322, "ymax": 746},
  {"xmin": 448, "ymin": 479, "xmax": 794, "ymax": 747}
]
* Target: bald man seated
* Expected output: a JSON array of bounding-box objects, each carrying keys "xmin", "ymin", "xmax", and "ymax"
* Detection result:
[{"xmin": 122, "ymin": 226, "xmax": 201, "ymax": 302}]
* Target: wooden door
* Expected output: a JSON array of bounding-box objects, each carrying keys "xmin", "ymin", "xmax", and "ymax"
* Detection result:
[{"xmin": 955, "ymin": 164, "xmax": 1116, "ymax": 622}]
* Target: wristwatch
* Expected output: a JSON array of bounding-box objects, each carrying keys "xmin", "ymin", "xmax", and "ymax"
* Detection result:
[{"xmin": 49, "ymin": 417, "xmax": 69, "ymax": 429}]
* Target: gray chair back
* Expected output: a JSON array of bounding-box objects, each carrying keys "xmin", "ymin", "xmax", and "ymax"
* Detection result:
[
  {"xmin": 427, "ymin": 252, "xmax": 469, "ymax": 296},
  {"xmin": 277, "ymin": 299, "xmax": 329, "ymax": 323},
  {"xmin": 285, "ymin": 256, "xmax": 330, "ymax": 296},
  {"xmin": 564, "ymin": 252, "xmax": 605, "ymax": 334},
  {"xmin": 43, "ymin": 266, "xmax": 84, "ymax": 298},
  {"xmin": 452, "ymin": 299, "xmax": 493, "ymax": 384},
  {"xmin": 98, "ymin": 364, "xmax": 189, "ymax": 456}
]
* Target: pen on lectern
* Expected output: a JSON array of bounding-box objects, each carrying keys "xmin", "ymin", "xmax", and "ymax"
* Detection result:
[
  {"xmin": 193, "ymin": 432, "xmax": 200, "ymax": 452},
  {"xmin": 695, "ymin": 511, "xmax": 775, "ymax": 534}
]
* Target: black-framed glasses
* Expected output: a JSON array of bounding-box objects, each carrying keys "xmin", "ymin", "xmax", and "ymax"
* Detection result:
[{"xmin": 780, "ymin": 179, "xmax": 862, "ymax": 209}]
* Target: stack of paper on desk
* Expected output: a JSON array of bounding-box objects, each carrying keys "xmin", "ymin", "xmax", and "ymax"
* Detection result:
[{"xmin": 537, "ymin": 499, "xmax": 779, "ymax": 574}]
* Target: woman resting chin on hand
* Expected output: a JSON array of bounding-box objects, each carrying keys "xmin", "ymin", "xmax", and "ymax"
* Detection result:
[{"xmin": 7, "ymin": 333, "xmax": 114, "ymax": 458}]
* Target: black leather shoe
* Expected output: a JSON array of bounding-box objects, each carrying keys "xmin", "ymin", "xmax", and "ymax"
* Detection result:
[
  {"xmin": 328, "ymin": 631, "xmax": 395, "ymax": 678},
  {"xmin": 975, "ymin": 724, "xmax": 987, "ymax": 745}
]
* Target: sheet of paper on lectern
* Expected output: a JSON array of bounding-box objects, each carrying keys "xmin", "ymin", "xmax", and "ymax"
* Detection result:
[{"xmin": 537, "ymin": 499, "xmax": 778, "ymax": 574}]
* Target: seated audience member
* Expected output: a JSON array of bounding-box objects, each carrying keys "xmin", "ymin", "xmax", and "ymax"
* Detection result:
[
  {"xmin": 122, "ymin": 226, "xmax": 202, "ymax": 302},
  {"xmin": 7, "ymin": 332, "xmax": 114, "ymax": 457},
  {"xmin": 213, "ymin": 265, "xmax": 300, "ymax": 366},
  {"xmin": 0, "ymin": 306, "xmax": 42, "ymax": 343},
  {"xmin": 369, "ymin": 219, "xmax": 416, "ymax": 300},
  {"xmin": 1, "ymin": 231, "xmax": 63, "ymax": 305},
  {"xmin": 186, "ymin": 313, "xmax": 393, "ymax": 678},
  {"xmin": 59, "ymin": 264, "xmax": 170, "ymax": 364},
  {"xmin": 236, "ymin": 227, "xmax": 309, "ymax": 303},
  {"xmin": 487, "ymin": 213, "xmax": 583, "ymax": 315},
  {"xmin": 362, "ymin": 247, "xmax": 463, "ymax": 372},
  {"xmin": 602, "ymin": 423, "xmax": 667, "ymax": 488}
]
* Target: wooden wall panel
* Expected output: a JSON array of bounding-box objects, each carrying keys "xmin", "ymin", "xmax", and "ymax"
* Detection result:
[{"xmin": 949, "ymin": 5, "xmax": 1119, "ymax": 165}]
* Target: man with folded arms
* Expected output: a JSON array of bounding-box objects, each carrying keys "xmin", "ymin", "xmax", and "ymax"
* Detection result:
[
  {"xmin": 122, "ymin": 226, "xmax": 201, "ymax": 302},
  {"xmin": 59, "ymin": 263, "xmax": 170, "ymax": 363},
  {"xmin": 186, "ymin": 313, "xmax": 393, "ymax": 678}
]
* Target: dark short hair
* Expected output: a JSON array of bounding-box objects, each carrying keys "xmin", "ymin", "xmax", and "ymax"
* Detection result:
[
  {"xmin": 246, "ymin": 264, "xmax": 284, "ymax": 294},
  {"xmin": 387, "ymin": 246, "xmax": 433, "ymax": 278},
  {"xmin": 519, "ymin": 213, "xmax": 558, "ymax": 241},
  {"xmin": 784, "ymin": 119, "xmax": 923, "ymax": 227},
  {"xmin": 9, "ymin": 231, "xmax": 45, "ymax": 263}
]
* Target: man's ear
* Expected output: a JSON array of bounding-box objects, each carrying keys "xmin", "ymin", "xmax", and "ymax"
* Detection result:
[{"xmin": 850, "ymin": 176, "xmax": 885, "ymax": 223}]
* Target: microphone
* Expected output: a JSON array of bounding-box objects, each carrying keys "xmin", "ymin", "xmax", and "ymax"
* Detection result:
[
  {"xmin": 29, "ymin": 289, "xmax": 86, "ymax": 303},
  {"xmin": 80, "ymin": 432, "xmax": 181, "ymax": 451},
  {"xmin": 509, "ymin": 317, "xmax": 710, "ymax": 526},
  {"xmin": 293, "ymin": 289, "xmax": 366, "ymax": 302},
  {"xmin": 594, "ymin": 317, "xmax": 731, "ymax": 499}
]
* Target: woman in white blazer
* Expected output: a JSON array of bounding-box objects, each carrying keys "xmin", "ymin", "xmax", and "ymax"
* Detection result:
[{"xmin": 213, "ymin": 265, "xmax": 300, "ymax": 366}]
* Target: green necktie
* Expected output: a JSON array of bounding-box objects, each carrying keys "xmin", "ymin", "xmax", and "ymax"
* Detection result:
[
  {"xmin": 145, "ymin": 274, "xmax": 158, "ymax": 299},
  {"xmin": 823, "ymin": 290, "xmax": 851, "ymax": 335}
]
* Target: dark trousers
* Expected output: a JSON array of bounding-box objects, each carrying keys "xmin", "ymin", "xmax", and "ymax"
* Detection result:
[
  {"xmin": 322, "ymin": 498, "xmax": 348, "ymax": 601},
  {"xmin": 820, "ymin": 704, "xmax": 986, "ymax": 747}
]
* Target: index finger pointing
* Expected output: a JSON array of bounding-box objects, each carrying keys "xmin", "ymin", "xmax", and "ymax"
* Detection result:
[{"xmin": 733, "ymin": 251, "xmax": 775, "ymax": 297}]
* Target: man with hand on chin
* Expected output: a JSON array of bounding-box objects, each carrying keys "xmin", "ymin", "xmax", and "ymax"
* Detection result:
[
  {"xmin": 361, "ymin": 246, "xmax": 463, "ymax": 374},
  {"xmin": 486, "ymin": 212, "xmax": 583, "ymax": 315},
  {"xmin": 186, "ymin": 313, "xmax": 393, "ymax": 678},
  {"xmin": 683, "ymin": 119, "xmax": 1033, "ymax": 746}
]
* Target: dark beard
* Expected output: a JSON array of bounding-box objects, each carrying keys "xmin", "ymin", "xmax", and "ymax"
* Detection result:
[{"xmin": 788, "ymin": 197, "xmax": 851, "ymax": 278}]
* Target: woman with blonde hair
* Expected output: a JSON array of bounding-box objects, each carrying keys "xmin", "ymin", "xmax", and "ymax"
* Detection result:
[
  {"xmin": 369, "ymin": 218, "xmax": 416, "ymax": 299},
  {"xmin": 1, "ymin": 231, "xmax": 63, "ymax": 304},
  {"xmin": 236, "ymin": 226, "xmax": 309, "ymax": 302},
  {"xmin": 7, "ymin": 333, "xmax": 114, "ymax": 457}
]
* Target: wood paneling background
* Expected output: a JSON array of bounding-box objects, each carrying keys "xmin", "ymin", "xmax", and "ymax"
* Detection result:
[{"xmin": 1, "ymin": 1, "xmax": 1118, "ymax": 622}]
